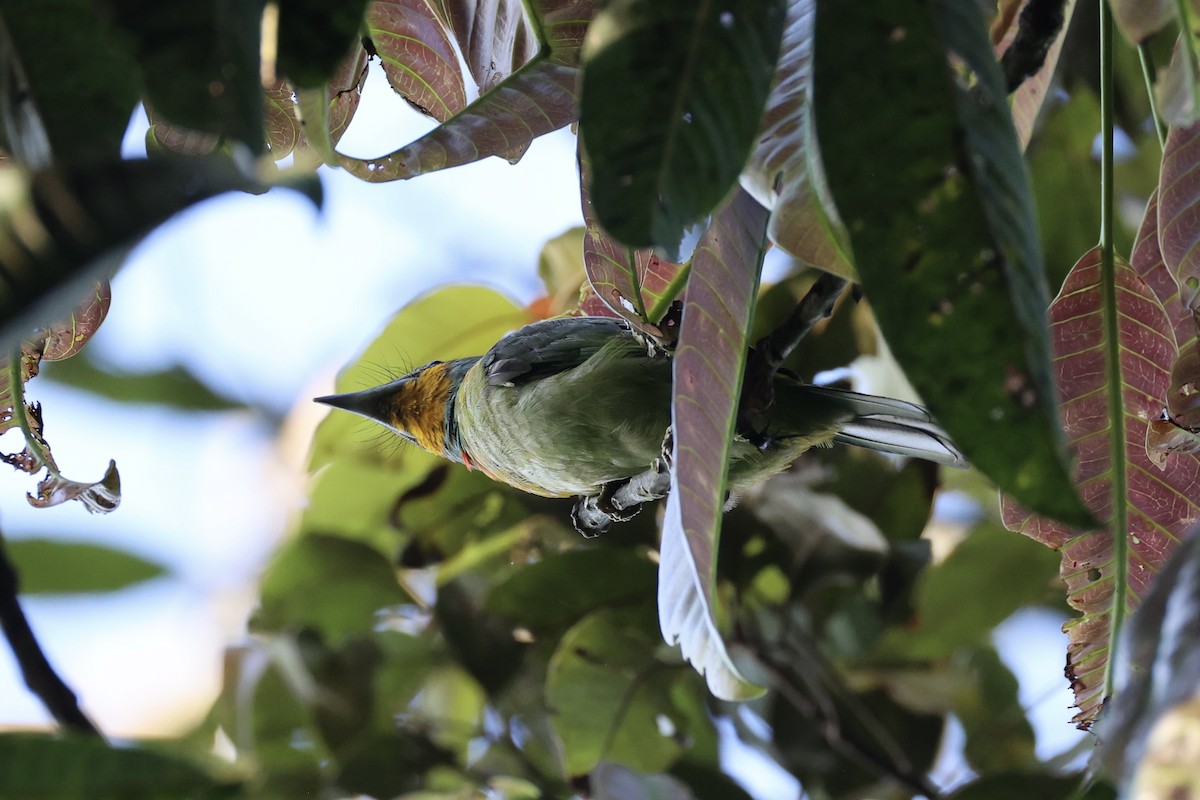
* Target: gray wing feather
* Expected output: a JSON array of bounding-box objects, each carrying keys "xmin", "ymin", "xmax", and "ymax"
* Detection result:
[{"xmin": 483, "ymin": 317, "xmax": 632, "ymax": 387}]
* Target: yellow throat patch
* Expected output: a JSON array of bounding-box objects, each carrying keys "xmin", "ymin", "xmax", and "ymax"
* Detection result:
[{"xmin": 386, "ymin": 363, "xmax": 452, "ymax": 455}]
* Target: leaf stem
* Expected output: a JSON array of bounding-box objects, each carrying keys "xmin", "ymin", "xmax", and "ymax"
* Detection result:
[
  {"xmin": 7, "ymin": 351, "xmax": 53, "ymax": 477},
  {"xmin": 0, "ymin": 527, "xmax": 100, "ymax": 735},
  {"xmin": 1098, "ymin": 0, "xmax": 1129, "ymax": 708},
  {"xmin": 1137, "ymin": 43, "xmax": 1166, "ymax": 149}
]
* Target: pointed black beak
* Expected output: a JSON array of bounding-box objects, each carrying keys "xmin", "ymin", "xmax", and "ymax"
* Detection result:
[{"xmin": 314, "ymin": 383, "xmax": 395, "ymax": 424}]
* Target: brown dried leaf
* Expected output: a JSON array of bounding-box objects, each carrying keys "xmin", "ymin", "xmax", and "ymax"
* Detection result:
[{"xmin": 28, "ymin": 458, "xmax": 121, "ymax": 514}]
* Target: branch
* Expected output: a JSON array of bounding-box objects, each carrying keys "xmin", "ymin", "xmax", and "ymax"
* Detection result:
[
  {"xmin": 741, "ymin": 272, "xmax": 849, "ymax": 435},
  {"xmin": 0, "ymin": 528, "xmax": 100, "ymax": 735}
]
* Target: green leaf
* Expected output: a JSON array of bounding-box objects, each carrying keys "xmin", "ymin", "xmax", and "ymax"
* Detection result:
[
  {"xmin": 956, "ymin": 647, "xmax": 1038, "ymax": 775},
  {"xmin": 580, "ymin": 0, "xmax": 785, "ymax": 248},
  {"xmin": 339, "ymin": 0, "xmax": 591, "ymax": 181},
  {"xmin": 658, "ymin": 188, "xmax": 768, "ymax": 701},
  {"xmin": 547, "ymin": 607, "xmax": 714, "ymax": 776},
  {"xmin": 590, "ymin": 763, "xmax": 696, "ymax": 800},
  {"xmin": 0, "ymin": 0, "xmax": 140, "ymax": 167},
  {"xmin": 41, "ymin": 357, "xmax": 242, "ymax": 412},
  {"xmin": 6, "ymin": 538, "xmax": 166, "ymax": 594},
  {"xmin": 0, "ymin": 734, "xmax": 239, "ymax": 799},
  {"xmin": 486, "ymin": 547, "xmax": 658, "ymax": 633},
  {"xmin": 813, "ymin": 0, "xmax": 1093, "ymax": 527},
  {"xmin": 276, "ymin": 0, "xmax": 369, "ymax": 88},
  {"xmin": 109, "ymin": 0, "xmax": 265, "ymax": 153},
  {"xmin": 255, "ymin": 534, "xmax": 410, "ymax": 642},
  {"xmin": 877, "ymin": 523, "xmax": 1060, "ymax": 660},
  {"xmin": 946, "ymin": 773, "xmax": 1112, "ymax": 800},
  {"xmin": 739, "ymin": 0, "xmax": 853, "ymax": 278}
]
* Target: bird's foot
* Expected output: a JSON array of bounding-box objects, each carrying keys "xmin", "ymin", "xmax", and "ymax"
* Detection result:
[{"xmin": 570, "ymin": 435, "xmax": 675, "ymax": 538}]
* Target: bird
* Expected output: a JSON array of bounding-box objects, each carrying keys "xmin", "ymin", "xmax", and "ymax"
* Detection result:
[{"xmin": 315, "ymin": 315, "xmax": 964, "ymax": 527}]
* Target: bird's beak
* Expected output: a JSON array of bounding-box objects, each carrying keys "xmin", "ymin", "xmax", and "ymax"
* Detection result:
[{"xmin": 314, "ymin": 382, "xmax": 399, "ymax": 425}]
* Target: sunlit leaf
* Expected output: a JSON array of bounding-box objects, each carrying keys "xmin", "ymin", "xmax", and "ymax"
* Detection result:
[
  {"xmin": 659, "ymin": 188, "xmax": 769, "ymax": 701},
  {"xmin": 339, "ymin": 0, "xmax": 591, "ymax": 181},
  {"xmin": 276, "ymin": 0, "xmax": 370, "ymax": 88},
  {"xmin": 0, "ymin": 0, "xmax": 140, "ymax": 167},
  {"xmin": 109, "ymin": 0, "xmax": 265, "ymax": 153},
  {"xmin": 368, "ymin": 0, "xmax": 468, "ymax": 122},
  {"xmin": 580, "ymin": 0, "xmax": 785, "ymax": 248},
  {"xmin": 0, "ymin": 733, "xmax": 240, "ymax": 799},
  {"xmin": 738, "ymin": 0, "xmax": 853, "ymax": 278},
  {"xmin": 255, "ymin": 534, "xmax": 411, "ymax": 642},
  {"xmin": 814, "ymin": 0, "xmax": 1092, "ymax": 527},
  {"xmin": 1002, "ymin": 247, "xmax": 1198, "ymax": 727},
  {"xmin": 547, "ymin": 606, "xmax": 713, "ymax": 776},
  {"xmin": 534, "ymin": 226, "xmax": 587, "ymax": 316}
]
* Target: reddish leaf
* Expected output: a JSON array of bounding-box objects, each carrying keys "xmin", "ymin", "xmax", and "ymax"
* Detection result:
[
  {"xmin": 40, "ymin": 281, "xmax": 111, "ymax": 362},
  {"xmin": 429, "ymin": 0, "xmax": 538, "ymax": 93},
  {"xmin": 1134, "ymin": 191, "xmax": 1193, "ymax": 349},
  {"xmin": 368, "ymin": 0, "xmax": 467, "ymax": 122},
  {"xmin": 264, "ymin": 49, "xmax": 366, "ymax": 160},
  {"xmin": 1002, "ymin": 247, "xmax": 1200, "ymax": 728},
  {"xmin": 658, "ymin": 188, "xmax": 769, "ymax": 701},
  {"xmin": 579, "ymin": 147, "xmax": 687, "ymax": 336},
  {"xmin": 339, "ymin": 0, "xmax": 592, "ymax": 181},
  {"xmin": 739, "ymin": 0, "xmax": 853, "ymax": 278},
  {"xmin": 1157, "ymin": 123, "xmax": 1200, "ymax": 315}
]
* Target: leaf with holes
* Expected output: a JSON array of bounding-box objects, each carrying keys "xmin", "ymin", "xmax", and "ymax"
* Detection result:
[
  {"xmin": 340, "ymin": 0, "xmax": 593, "ymax": 181},
  {"xmin": 814, "ymin": 0, "xmax": 1092, "ymax": 527},
  {"xmin": 658, "ymin": 188, "xmax": 769, "ymax": 701},
  {"xmin": 739, "ymin": 0, "xmax": 853, "ymax": 278},
  {"xmin": 992, "ymin": 0, "xmax": 1078, "ymax": 149},
  {"xmin": 1001, "ymin": 246, "xmax": 1200, "ymax": 728},
  {"xmin": 580, "ymin": 0, "xmax": 785, "ymax": 249}
]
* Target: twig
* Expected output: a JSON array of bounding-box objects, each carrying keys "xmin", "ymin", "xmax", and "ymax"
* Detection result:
[
  {"xmin": 0, "ymin": 528, "xmax": 100, "ymax": 735},
  {"xmin": 741, "ymin": 272, "xmax": 849, "ymax": 435}
]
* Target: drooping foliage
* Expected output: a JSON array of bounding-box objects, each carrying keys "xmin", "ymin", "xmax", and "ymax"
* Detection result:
[{"xmin": 1, "ymin": 0, "xmax": 1199, "ymax": 798}]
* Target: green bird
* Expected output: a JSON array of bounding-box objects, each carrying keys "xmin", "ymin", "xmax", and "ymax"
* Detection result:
[{"xmin": 316, "ymin": 316, "xmax": 963, "ymax": 525}]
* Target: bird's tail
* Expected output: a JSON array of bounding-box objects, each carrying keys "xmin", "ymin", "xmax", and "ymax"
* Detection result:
[{"xmin": 804, "ymin": 385, "xmax": 967, "ymax": 468}]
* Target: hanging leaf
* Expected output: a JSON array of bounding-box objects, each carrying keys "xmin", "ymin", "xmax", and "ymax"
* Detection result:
[
  {"xmin": 658, "ymin": 188, "xmax": 769, "ymax": 701},
  {"xmin": 579, "ymin": 146, "xmax": 688, "ymax": 336},
  {"xmin": 339, "ymin": 0, "xmax": 592, "ymax": 181},
  {"xmin": 814, "ymin": 0, "xmax": 1092, "ymax": 527},
  {"xmin": 108, "ymin": 0, "xmax": 266, "ymax": 154},
  {"xmin": 0, "ymin": 0, "xmax": 140, "ymax": 167},
  {"xmin": 1094, "ymin": 533, "xmax": 1200, "ymax": 792},
  {"xmin": 429, "ymin": 0, "xmax": 539, "ymax": 93},
  {"xmin": 1157, "ymin": 122, "xmax": 1200, "ymax": 315},
  {"xmin": 1002, "ymin": 247, "xmax": 1198, "ymax": 728},
  {"xmin": 580, "ymin": 0, "xmax": 785, "ymax": 249},
  {"xmin": 738, "ymin": 0, "xmax": 854, "ymax": 279},
  {"xmin": 276, "ymin": 0, "xmax": 370, "ymax": 88},
  {"xmin": 992, "ymin": 0, "xmax": 1079, "ymax": 148},
  {"xmin": 28, "ymin": 458, "xmax": 120, "ymax": 513},
  {"xmin": 367, "ymin": 0, "xmax": 468, "ymax": 122},
  {"xmin": 1155, "ymin": 35, "xmax": 1200, "ymax": 130}
]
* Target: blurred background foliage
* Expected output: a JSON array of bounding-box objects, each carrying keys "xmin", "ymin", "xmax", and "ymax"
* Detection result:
[{"xmin": 0, "ymin": 0, "xmax": 1192, "ymax": 798}]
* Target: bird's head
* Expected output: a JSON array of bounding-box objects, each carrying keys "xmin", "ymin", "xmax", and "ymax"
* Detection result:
[{"xmin": 315, "ymin": 358, "xmax": 477, "ymax": 458}]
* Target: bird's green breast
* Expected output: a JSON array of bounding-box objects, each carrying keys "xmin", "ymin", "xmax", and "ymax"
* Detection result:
[{"xmin": 454, "ymin": 337, "xmax": 673, "ymax": 497}]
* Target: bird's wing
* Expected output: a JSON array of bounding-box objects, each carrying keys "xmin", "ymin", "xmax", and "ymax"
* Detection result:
[{"xmin": 482, "ymin": 316, "xmax": 633, "ymax": 387}]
